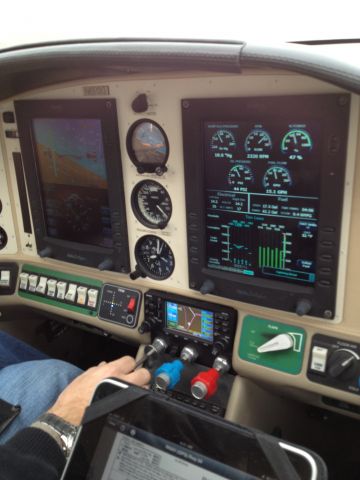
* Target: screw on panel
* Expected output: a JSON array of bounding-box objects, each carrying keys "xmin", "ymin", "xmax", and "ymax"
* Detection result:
[
  {"xmin": 182, "ymin": 100, "xmax": 190, "ymax": 109},
  {"xmin": 324, "ymin": 310, "xmax": 333, "ymax": 319},
  {"xmin": 338, "ymin": 96, "xmax": 348, "ymax": 107}
]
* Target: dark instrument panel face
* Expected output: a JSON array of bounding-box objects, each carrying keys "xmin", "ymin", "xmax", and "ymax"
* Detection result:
[
  {"xmin": 204, "ymin": 120, "xmax": 319, "ymax": 286},
  {"xmin": 182, "ymin": 94, "xmax": 350, "ymax": 318}
]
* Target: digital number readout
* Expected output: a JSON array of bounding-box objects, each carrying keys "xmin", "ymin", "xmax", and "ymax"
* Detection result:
[
  {"xmin": 166, "ymin": 301, "xmax": 214, "ymax": 342},
  {"xmin": 205, "ymin": 121, "xmax": 320, "ymax": 286}
]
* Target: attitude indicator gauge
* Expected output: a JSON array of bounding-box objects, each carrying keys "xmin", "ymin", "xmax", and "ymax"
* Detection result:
[
  {"xmin": 132, "ymin": 235, "xmax": 175, "ymax": 280},
  {"xmin": 245, "ymin": 129, "xmax": 272, "ymax": 156},
  {"xmin": 210, "ymin": 129, "xmax": 237, "ymax": 159},
  {"xmin": 281, "ymin": 129, "xmax": 312, "ymax": 158},
  {"xmin": 131, "ymin": 180, "xmax": 172, "ymax": 229},
  {"xmin": 228, "ymin": 165, "xmax": 254, "ymax": 190},
  {"xmin": 263, "ymin": 166, "xmax": 292, "ymax": 191},
  {"xmin": 127, "ymin": 120, "xmax": 169, "ymax": 175}
]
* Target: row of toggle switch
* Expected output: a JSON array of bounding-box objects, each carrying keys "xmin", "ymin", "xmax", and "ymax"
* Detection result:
[{"xmin": 19, "ymin": 272, "xmax": 99, "ymax": 309}]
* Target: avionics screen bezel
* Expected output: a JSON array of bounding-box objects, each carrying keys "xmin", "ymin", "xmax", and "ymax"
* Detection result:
[
  {"xmin": 182, "ymin": 94, "xmax": 350, "ymax": 319},
  {"xmin": 15, "ymin": 99, "xmax": 130, "ymax": 272}
]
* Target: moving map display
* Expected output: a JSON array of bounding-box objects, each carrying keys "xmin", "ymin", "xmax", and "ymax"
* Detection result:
[
  {"xmin": 32, "ymin": 118, "xmax": 113, "ymax": 248},
  {"xmin": 166, "ymin": 301, "xmax": 214, "ymax": 342},
  {"xmin": 204, "ymin": 121, "xmax": 320, "ymax": 286}
]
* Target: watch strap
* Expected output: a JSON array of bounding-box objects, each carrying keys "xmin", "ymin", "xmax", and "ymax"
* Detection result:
[{"xmin": 32, "ymin": 412, "xmax": 78, "ymax": 457}]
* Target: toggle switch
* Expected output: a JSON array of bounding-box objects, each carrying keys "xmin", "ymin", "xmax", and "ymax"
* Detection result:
[
  {"xmin": 65, "ymin": 283, "xmax": 77, "ymax": 302},
  {"xmin": 127, "ymin": 297, "xmax": 136, "ymax": 314},
  {"xmin": 28, "ymin": 274, "xmax": 39, "ymax": 292},
  {"xmin": 46, "ymin": 279, "xmax": 57, "ymax": 297},
  {"xmin": 19, "ymin": 272, "xmax": 29, "ymax": 290},
  {"xmin": 36, "ymin": 276, "xmax": 47, "ymax": 295},
  {"xmin": 56, "ymin": 281, "xmax": 67, "ymax": 300},
  {"xmin": 0, "ymin": 270, "xmax": 11, "ymax": 287},
  {"xmin": 257, "ymin": 333, "xmax": 294, "ymax": 353},
  {"xmin": 87, "ymin": 288, "xmax": 99, "ymax": 308},
  {"xmin": 310, "ymin": 346, "xmax": 328, "ymax": 373}
]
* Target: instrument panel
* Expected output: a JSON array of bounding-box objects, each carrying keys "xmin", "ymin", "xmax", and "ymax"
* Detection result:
[{"xmin": 0, "ymin": 70, "xmax": 359, "ymax": 417}]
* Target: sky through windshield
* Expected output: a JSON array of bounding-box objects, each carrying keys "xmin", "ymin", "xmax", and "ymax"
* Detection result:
[{"xmin": 1, "ymin": 0, "xmax": 359, "ymax": 50}]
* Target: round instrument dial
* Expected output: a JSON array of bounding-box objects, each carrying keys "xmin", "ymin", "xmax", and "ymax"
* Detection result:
[
  {"xmin": 131, "ymin": 180, "xmax": 172, "ymax": 229},
  {"xmin": 263, "ymin": 166, "xmax": 292, "ymax": 190},
  {"xmin": 135, "ymin": 235, "xmax": 175, "ymax": 280},
  {"xmin": 210, "ymin": 129, "xmax": 237, "ymax": 158},
  {"xmin": 0, "ymin": 227, "xmax": 8, "ymax": 250},
  {"xmin": 281, "ymin": 129, "xmax": 312, "ymax": 157},
  {"xmin": 228, "ymin": 165, "xmax": 254, "ymax": 190},
  {"xmin": 127, "ymin": 120, "xmax": 169, "ymax": 174},
  {"xmin": 245, "ymin": 129, "xmax": 272, "ymax": 155}
]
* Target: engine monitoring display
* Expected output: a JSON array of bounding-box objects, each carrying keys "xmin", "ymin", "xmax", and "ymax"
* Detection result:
[
  {"xmin": 32, "ymin": 118, "xmax": 113, "ymax": 248},
  {"xmin": 166, "ymin": 301, "xmax": 214, "ymax": 342},
  {"xmin": 204, "ymin": 121, "xmax": 320, "ymax": 286}
]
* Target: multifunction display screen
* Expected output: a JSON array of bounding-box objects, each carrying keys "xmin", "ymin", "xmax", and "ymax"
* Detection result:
[
  {"xmin": 32, "ymin": 118, "xmax": 113, "ymax": 248},
  {"xmin": 166, "ymin": 301, "xmax": 214, "ymax": 342},
  {"xmin": 204, "ymin": 121, "xmax": 320, "ymax": 286}
]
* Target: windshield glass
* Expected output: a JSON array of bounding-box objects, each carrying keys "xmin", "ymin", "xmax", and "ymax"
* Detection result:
[{"xmin": 1, "ymin": 0, "xmax": 359, "ymax": 50}]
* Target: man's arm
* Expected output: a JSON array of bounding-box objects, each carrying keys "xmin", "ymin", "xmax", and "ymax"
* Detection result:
[{"xmin": 0, "ymin": 356, "xmax": 150, "ymax": 480}]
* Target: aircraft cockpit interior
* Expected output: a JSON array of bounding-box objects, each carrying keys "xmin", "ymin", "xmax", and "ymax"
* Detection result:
[{"xmin": 1, "ymin": 36, "xmax": 360, "ymax": 479}]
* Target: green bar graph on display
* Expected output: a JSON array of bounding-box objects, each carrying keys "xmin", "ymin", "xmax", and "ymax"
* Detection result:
[{"xmin": 258, "ymin": 246, "xmax": 285, "ymax": 269}]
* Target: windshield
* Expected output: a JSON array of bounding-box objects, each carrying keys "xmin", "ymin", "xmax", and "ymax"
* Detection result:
[{"xmin": 2, "ymin": 0, "xmax": 359, "ymax": 50}]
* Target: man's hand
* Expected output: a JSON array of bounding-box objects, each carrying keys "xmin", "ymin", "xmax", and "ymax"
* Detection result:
[{"xmin": 49, "ymin": 356, "xmax": 150, "ymax": 425}]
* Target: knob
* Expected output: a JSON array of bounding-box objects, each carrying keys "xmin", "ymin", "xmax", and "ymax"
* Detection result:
[
  {"xmin": 295, "ymin": 298, "xmax": 312, "ymax": 316},
  {"xmin": 328, "ymin": 350, "xmax": 359, "ymax": 380},
  {"xmin": 200, "ymin": 279, "xmax": 215, "ymax": 295},
  {"xmin": 138, "ymin": 321, "xmax": 152, "ymax": 334},
  {"xmin": 213, "ymin": 356, "xmax": 231, "ymax": 374},
  {"xmin": 131, "ymin": 93, "xmax": 149, "ymax": 113},
  {"xmin": 154, "ymin": 360, "xmax": 184, "ymax": 390},
  {"xmin": 180, "ymin": 345, "xmax": 199, "ymax": 363},
  {"xmin": 191, "ymin": 369, "xmax": 220, "ymax": 400},
  {"xmin": 130, "ymin": 266, "xmax": 146, "ymax": 280},
  {"xmin": 39, "ymin": 247, "xmax": 53, "ymax": 258},
  {"xmin": 257, "ymin": 333, "xmax": 294, "ymax": 353},
  {"xmin": 211, "ymin": 339, "xmax": 228, "ymax": 357}
]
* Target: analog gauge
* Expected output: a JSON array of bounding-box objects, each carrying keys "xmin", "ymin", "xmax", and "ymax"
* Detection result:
[
  {"xmin": 127, "ymin": 120, "xmax": 169, "ymax": 174},
  {"xmin": 0, "ymin": 227, "xmax": 8, "ymax": 250},
  {"xmin": 131, "ymin": 180, "xmax": 172, "ymax": 229},
  {"xmin": 263, "ymin": 166, "xmax": 292, "ymax": 190},
  {"xmin": 63, "ymin": 194, "xmax": 95, "ymax": 233},
  {"xmin": 210, "ymin": 129, "xmax": 237, "ymax": 159},
  {"xmin": 135, "ymin": 235, "xmax": 175, "ymax": 280},
  {"xmin": 281, "ymin": 129, "xmax": 312, "ymax": 158},
  {"xmin": 228, "ymin": 165, "xmax": 254, "ymax": 190},
  {"xmin": 245, "ymin": 129, "xmax": 272, "ymax": 155}
]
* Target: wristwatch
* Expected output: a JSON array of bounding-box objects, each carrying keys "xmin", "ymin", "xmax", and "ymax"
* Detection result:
[{"xmin": 32, "ymin": 412, "xmax": 78, "ymax": 458}]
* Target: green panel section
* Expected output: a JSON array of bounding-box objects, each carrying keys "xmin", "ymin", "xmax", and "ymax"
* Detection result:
[
  {"xmin": 22, "ymin": 264, "xmax": 102, "ymax": 287},
  {"xmin": 18, "ymin": 264, "xmax": 102, "ymax": 317},
  {"xmin": 18, "ymin": 290, "xmax": 97, "ymax": 317},
  {"xmin": 239, "ymin": 315, "xmax": 306, "ymax": 375}
]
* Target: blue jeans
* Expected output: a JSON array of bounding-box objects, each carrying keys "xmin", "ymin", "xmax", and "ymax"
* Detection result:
[{"xmin": 0, "ymin": 331, "xmax": 82, "ymax": 443}]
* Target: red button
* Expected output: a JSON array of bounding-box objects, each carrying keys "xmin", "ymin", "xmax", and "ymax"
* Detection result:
[{"xmin": 127, "ymin": 297, "xmax": 136, "ymax": 313}]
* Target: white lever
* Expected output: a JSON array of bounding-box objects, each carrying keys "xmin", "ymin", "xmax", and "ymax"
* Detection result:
[{"xmin": 257, "ymin": 333, "xmax": 294, "ymax": 353}]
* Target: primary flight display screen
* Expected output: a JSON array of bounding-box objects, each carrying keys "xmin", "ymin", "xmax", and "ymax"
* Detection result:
[
  {"xmin": 166, "ymin": 301, "xmax": 214, "ymax": 342},
  {"xmin": 32, "ymin": 118, "xmax": 113, "ymax": 248},
  {"xmin": 204, "ymin": 121, "xmax": 320, "ymax": 286}
]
